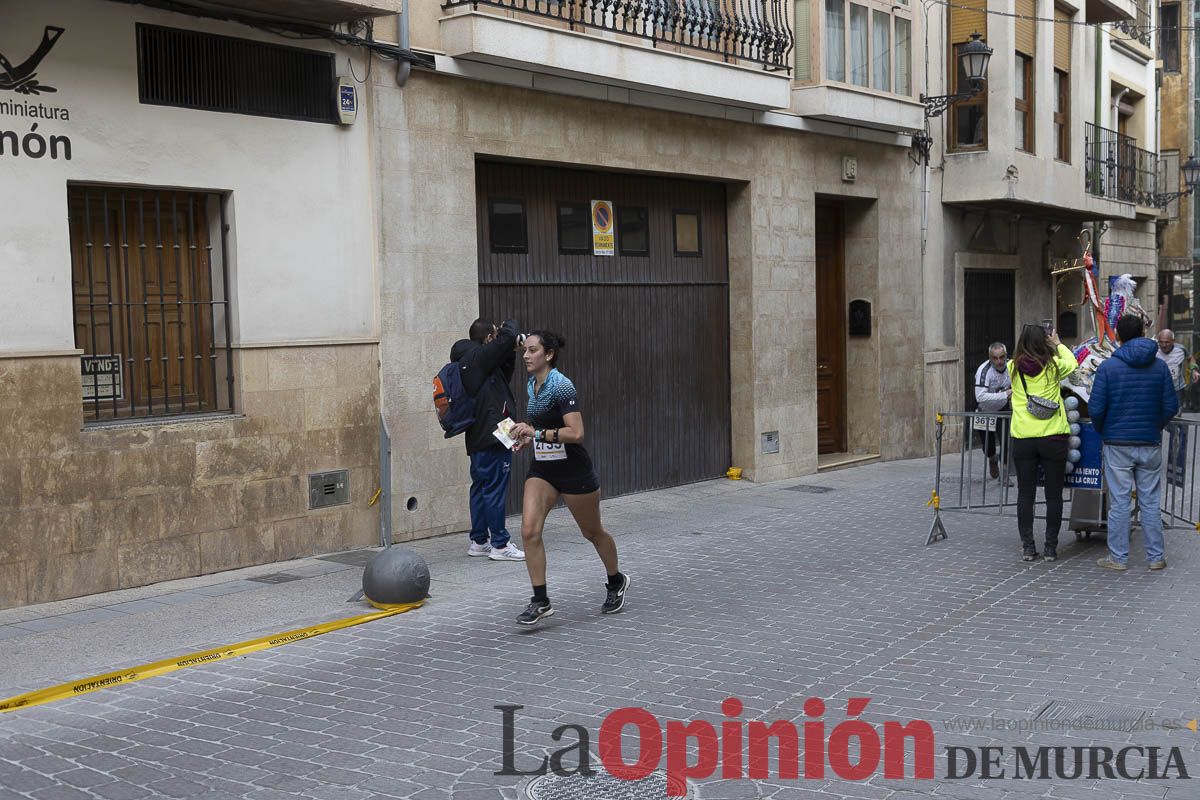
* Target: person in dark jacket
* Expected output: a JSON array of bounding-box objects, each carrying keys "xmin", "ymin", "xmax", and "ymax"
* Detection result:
[
  {"xmin": 449, "ymin": 318, "xmax": 525, "ymax": 561},
  {"xmin": 1089, "ymin": 314, "xmax": 1179, "ymax": 572}
]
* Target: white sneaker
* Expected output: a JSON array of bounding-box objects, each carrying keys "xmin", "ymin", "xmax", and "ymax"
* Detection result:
[
  {"xmin": 488, "ymin": 544, "xmax": 526, "ymax": 561},
  {"xmin": 467, "ymin": 543, "xmax": 492, "ymax": 557}
]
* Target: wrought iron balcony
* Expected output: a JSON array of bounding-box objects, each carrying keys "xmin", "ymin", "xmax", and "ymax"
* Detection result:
[
  {"xmin": 1085, "ymin": 122, "xmax": 1158, "ymax": 206},
  {"xmin": 1112, "ymin": 0, "xmax": 1152, "ymax": 46},
  {"xmin": 442, "ymin": 0, "xmax": 794, "ymax": 72}
]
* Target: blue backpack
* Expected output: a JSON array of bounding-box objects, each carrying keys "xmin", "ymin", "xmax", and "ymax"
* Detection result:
[{"xmin": 433, "ymin": 361, "xmax": 476, "ymax": 438}]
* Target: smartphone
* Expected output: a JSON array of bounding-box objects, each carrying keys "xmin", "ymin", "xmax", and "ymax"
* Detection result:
[{"xmin": 1041, "ymin": 318, "xmax": 1054, "ymax": 334}]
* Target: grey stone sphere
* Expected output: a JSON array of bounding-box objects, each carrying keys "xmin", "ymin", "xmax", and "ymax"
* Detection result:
[{"xmin": 362, "ymin": 547, "xmax": 430, "ymax": 608}]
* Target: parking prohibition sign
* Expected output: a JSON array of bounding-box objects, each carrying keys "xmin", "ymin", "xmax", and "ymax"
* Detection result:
[{"xmin": 591, "ymin": 199, "xmax": 614, "ymax": 256}]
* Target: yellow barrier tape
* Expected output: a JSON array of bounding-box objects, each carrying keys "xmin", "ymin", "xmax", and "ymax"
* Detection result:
[
  {"xmin": 936, "ymin": 413, "xmax": 944, "ymax": 425},
  {"xmin": 927, "ymin": 490, "xmax": 940, "ymax": 510},
  {"xmin": 368, "ymin": 487, "xmax": 382, "ymax": 507},
  {"xmin": 0, "ymin": 600, "xmax": 423, "ymax": 714}
]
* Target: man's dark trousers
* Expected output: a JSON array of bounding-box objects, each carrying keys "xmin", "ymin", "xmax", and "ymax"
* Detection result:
[{"xmin": 469, "ymin": 447, "xmax": 511, "ymax": 549}]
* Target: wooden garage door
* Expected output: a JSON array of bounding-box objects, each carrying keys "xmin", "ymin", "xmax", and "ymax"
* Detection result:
[{"xmin": 476, "ymin": 161, "xmax": 731, "ymax": 507}]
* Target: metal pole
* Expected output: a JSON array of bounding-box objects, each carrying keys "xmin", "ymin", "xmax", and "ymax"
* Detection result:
[
  {"xmin": 380, "ymin": 414, "xmax": 393, "ymax": 548},
  {"xmin": 927, "ymin": 413, "xmax": 949, "ymax": 544}
]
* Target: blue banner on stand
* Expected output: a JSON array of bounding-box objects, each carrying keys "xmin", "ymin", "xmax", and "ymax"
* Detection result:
[{"xmin": 1064, "ymin": 422, "xmax": 1103, "ymax": 489}]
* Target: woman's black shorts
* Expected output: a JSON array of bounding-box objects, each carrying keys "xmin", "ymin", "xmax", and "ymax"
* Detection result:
[{"xmin": 526, "ymin": 466, "xmax": 600, "ymax": 495}]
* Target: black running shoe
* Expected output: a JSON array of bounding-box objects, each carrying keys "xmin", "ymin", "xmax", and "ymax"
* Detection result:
[
  {"xmin": 516, "ymin": 598, "xmax": 554, "ymax": 625},
  {"xmin": 601, "ymin": 574, "xmax": 630, "ymax": 614},
  {"xmin": 1022, "ymin": 548, "xmax": 1039, "ymax": 562}
]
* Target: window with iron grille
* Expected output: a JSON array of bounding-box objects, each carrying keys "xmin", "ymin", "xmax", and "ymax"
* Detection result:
[
  {"xmin": 69, "ymin": 185, "xmax": 234, "ymax": 423},
  {"xmin": 136, "ymin": 24, "xmax": 337, "ymax": 123},
  {"xmin": 1160, "ymin": 3, "xmax": 1180, "ymax": 72}
]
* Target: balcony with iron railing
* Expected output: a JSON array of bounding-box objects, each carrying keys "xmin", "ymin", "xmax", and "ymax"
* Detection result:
[
  {"xmin": 443, "ymin": 0, "xmax": 794, "ymax": 69},
  {"xmin": 437, "ymin": 0, "xmax": 795, "ymax": 110},
  {"xmin": 1085, "ymin": 122, "xmax": 1159, "ymax": 208},
  {"xmin": 222, "ymin": 0, "xmax": 403, "ymax": 23},
  {"xmin": 1111, "ymin": 0, "xmax": 1153, "ymax": 46},
  {"xmin": 1084, "ymin": 0, "xmax": 1137, "ymax": 25}
]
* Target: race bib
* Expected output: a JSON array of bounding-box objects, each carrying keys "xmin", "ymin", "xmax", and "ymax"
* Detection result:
[
  {"xmin": 534, "ymin": 441, "xmax": 567, "ymax": 461},
  {"xmin": 972, "ymin": 415, "xmax": 998, "ymax": 432}
]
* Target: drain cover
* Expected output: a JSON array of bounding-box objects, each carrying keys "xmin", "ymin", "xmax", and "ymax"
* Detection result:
[
  {"xmin": 1034, "ymin": 700, "xmax": 1146, "ymax": 732},
  {"xmin": 246, "ymin": 573, "xmax": 303, "ymax": 584},
  {"xmin": 784, "ymin": 484, "xmax": 835, "ymax": 494},
  {"xmin": 315, "ymin": 549, "xmax": 377, "ymax": 567},
  {"xmin": 526, "ymin": 771, "xmax": 688, "ymax": 799}
]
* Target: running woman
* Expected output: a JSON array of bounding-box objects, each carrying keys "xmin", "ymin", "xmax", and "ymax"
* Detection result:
[{"xmin": 508, "ymin": 331, "xmax": 628, "ymax": 625}]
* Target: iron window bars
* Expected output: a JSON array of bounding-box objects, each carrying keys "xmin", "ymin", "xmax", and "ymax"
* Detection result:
[
  {"xmin": 443, "ymin": 0, "xmax": 794, "ymax": 71},
  {"xmin": 69, "ymin": 186, "xmax": 234, "ymax": 423},
  {"xmin": 1085, "ymin": 122, "xmax": 1158, "ymax": 206}
]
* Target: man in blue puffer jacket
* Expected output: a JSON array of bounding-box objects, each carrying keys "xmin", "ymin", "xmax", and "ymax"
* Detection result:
[{"xmin": 1089, "ymin": 314, "xmax": 1179, "ymax": 572}]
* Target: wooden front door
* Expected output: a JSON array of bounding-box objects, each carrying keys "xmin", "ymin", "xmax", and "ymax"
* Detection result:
[{"xmin": 815, "ymin": 202, "xmax": 847, "ymax": 455}]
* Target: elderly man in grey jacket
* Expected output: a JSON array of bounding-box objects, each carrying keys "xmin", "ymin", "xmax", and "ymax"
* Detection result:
[{"xmin": 974, "ymin": 342, "xmax": 1013, "ymax": 479}]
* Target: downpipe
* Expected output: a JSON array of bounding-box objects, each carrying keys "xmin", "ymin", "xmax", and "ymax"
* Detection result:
[{"xmin": 396, "ymin": 0, "xmax": 411, "ymax": 86}]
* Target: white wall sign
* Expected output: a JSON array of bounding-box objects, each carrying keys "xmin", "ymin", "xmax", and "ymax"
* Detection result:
[{"xmin": 81, "ymin": 354, "xmax": 124, "ymax": 401}]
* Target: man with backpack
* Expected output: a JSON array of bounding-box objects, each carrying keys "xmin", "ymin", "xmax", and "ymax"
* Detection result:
[{"xmin": 448, "ymin": 318, "xmax": 525, "ymax": 561}]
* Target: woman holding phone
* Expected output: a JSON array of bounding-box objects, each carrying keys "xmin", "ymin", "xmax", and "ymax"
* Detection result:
[{"xmin": 1007, "ymin": 322, "xmax": 1078, "ymax": 562}]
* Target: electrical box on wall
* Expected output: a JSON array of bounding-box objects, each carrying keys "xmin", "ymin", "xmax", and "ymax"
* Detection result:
[
  {"xmin": 849, "ymin": 299, "xmax": 872, "ymax": 337},
  {"xmin": 337, "ymin": 79, "xmax": 358, "ymax": 125},
  {"xmin": 309, "ymin": 470, "xmax": 350, "ymax": 509},
  {"xmin": 761, "ymin": 431, "xmax": 780, "ymax": 454}
]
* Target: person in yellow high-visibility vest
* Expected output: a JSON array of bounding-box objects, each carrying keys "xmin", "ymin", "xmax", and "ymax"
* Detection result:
[{"xmin": 1007, "ymin": 323, "xmax": 1078, "ymax": 562}]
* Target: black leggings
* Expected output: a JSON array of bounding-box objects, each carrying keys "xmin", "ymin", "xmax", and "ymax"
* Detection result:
[{"xmin": 1011, "ymin": 435, "xmax": 1069, "ymax": 550}]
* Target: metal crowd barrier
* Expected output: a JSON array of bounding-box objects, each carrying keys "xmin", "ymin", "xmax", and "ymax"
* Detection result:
[
  {"xmin": 926, "ymin": 411, "xmax": 1200, "ymax": 545},
  {"xmin": 1161, "ymin": 417, "xmax": 1200, "ymax": 529}
]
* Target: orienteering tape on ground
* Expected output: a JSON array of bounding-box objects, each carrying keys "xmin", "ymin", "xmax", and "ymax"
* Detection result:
[{"xmin": 0, "ymin": 601, "xmax": 423, "ymax": 713}]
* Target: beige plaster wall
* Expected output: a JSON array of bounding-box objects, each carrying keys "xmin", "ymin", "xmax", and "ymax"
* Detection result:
[
  {"xmin": 372, "ymin": 70, "xmax": 925, "ymax": 540},
  {"xmin": 845, "ymin": 200, "xmax": 881, "ymax": 456},
  {"xmin": 1159, "ymin": 32, "xmax": 1193, "ymax": 261},
  {"xmin": 0, "ymin": 344, "xmax": 379, "ymax": 609},
  {"xmin": 1103, "ymin": 221, "xmax": 1159, "ymax": 311}
]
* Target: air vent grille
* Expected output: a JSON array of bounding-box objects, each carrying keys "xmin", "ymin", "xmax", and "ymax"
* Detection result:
[
  {"xmin": 136, "ymin": 23, "xmax": 336, "ymax": 123},
  {"xmin": 309, "ymin": 470, "xmax": 350, "ymax": 509}
]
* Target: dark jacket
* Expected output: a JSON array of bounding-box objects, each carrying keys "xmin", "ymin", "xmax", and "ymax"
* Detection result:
[
  {"xmin": 1089, "ymin": 337, "xmax": 1179, "ymax": 445},
  {"xmin": 450, "ymin": 319, "xmax": 519, "ymax": 454}
]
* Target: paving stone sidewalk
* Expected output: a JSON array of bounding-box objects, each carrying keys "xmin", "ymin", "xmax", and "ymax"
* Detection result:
[{"xmin": 1, "ymin": 455, "xmax": 1198, "ymax": 800}]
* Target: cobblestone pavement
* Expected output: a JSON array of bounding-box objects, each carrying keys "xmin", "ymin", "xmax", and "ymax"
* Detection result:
[{"xmin": 1, "ymin": 455, "xmax": 1198, "ymax": 799}]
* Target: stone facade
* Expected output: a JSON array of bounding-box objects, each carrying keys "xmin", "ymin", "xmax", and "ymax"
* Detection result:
[
  {"xmin": 0, "ymin": 344, "xmax": 379, "ymax": 609},
  {"xmin": 1, "ymin": 0, "xmax": 384, "ymax": 610},
  {"xmin": 373, "ymin": 71, "xmax": 926, "ymax": 542},
  {"xmin": 1156, "ymin": 0, "xmax": 1195, "ymax": 268}
]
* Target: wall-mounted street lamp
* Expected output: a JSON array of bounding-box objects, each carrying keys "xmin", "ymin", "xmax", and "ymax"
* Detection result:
[
  {"xmin": 912, "ymin": 32, "xmax": 993, "ymax": 163},
  {"xmin": 921, "ymin": 32, "xmax": 993, "ymax": 118},
  {"xmin": 1154, "ymin": 154, "xmax": 1200, "ymax": 208}
]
